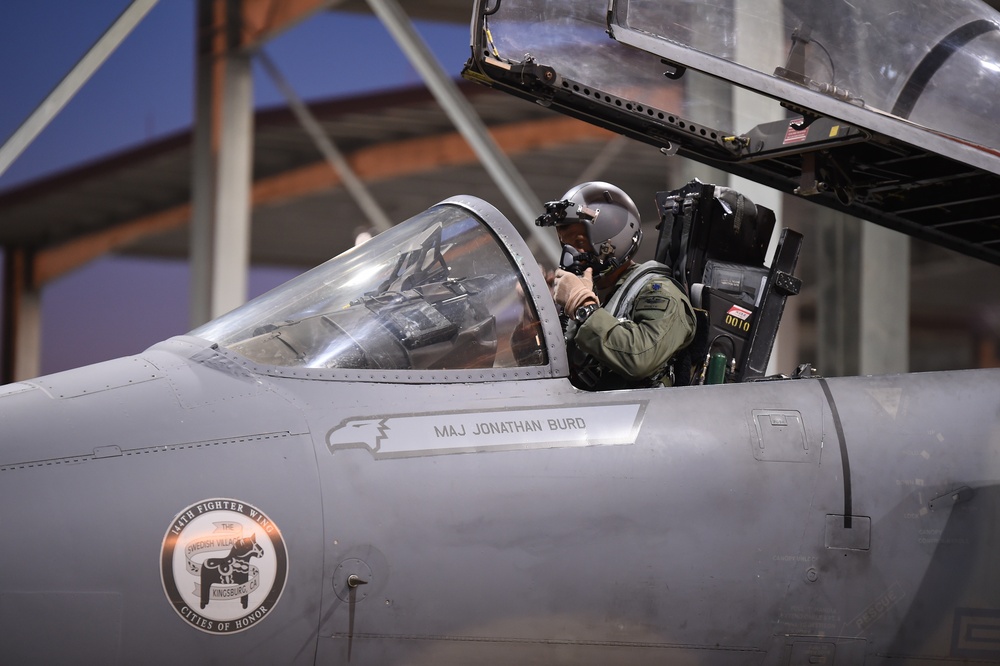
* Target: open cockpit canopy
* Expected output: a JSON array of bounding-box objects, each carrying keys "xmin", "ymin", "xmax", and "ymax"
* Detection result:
[{"xmin": 463, "ymin": 0, "xmax": 1000, "ymax": 266}]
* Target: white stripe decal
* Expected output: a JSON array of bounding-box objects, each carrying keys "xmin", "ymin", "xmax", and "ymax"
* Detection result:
[{"xmin": 326, "ymin": 403, "xmax": 646, "ymax": 459}]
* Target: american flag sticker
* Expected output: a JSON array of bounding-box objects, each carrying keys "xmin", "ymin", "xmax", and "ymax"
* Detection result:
[{"xmin": 727, "ymin": 304, "xmax": 753, "ymax": 321}]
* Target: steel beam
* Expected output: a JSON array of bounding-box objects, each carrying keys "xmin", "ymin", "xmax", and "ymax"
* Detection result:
[
  {"xmin": 258, "ymin": 51, "xmax": 393, "ymax": 233},
  {"xmin": 0, "ymin": 0, "xmax": 159, "ymax": 179},
  {"xmin": 365, "ymin": 0, "xmax": 560, "ymax": 265}
]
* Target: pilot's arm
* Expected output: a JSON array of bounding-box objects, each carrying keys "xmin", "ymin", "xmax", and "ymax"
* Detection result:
[{"xmin": 574, "ymin": 277, "xmax": 696, "ymax": 382}]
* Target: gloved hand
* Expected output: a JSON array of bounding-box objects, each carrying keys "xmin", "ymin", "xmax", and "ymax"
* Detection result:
[{"xmin": 553, "ymin": 267, "xmax": 599, "ymax": 313}]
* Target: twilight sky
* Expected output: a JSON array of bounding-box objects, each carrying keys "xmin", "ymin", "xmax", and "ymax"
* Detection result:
[{"xmin": 0, "ymin": 1, "xmax": 469, "ymax": 376}]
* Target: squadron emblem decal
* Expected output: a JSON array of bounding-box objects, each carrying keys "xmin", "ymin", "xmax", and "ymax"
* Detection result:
[{"xmin": 161, "ymin": 499, "xmax": 288, "ymax": 634}]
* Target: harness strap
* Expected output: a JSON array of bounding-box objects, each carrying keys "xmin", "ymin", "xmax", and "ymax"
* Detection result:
[{"xmin": 603, "ymin": 260, "xmax": 678, "ymax": 319}]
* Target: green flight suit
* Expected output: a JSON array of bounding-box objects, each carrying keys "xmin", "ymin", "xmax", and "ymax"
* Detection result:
[{"xmin": 572, "ymin": 263, "xmax": 696, "ymax": 389}]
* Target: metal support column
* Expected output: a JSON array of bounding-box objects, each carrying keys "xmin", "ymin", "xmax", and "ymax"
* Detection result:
[
  {"xmin": 816, "ymin": 211, "xmax": 910, "ymax": 376},
  {"xmin": 816, "ymin": 209, "xmax": 861, "ymax": 377},
  {"xmin": 190, "ymin": 0, "xmax": 254, "ymax": 327},
  {"xmin": 2, "ymin": 248, "xmax": 41, "ymax": 383},
  {"xmin": 860, "ymin": 222, "xmax": 910, "ymax": 374},
  {"xmin": 190, "ymin": 0, "xmax": 216, "ymax": 327}
]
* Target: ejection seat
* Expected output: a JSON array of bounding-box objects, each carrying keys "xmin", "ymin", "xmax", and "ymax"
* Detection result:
[{"xmin": 654, "ymin": 180, "xmax": 802, "ymax": 384}]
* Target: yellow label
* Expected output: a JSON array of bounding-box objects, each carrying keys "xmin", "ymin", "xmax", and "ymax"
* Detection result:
[{"xmin": 725, "ymin": 314, "xmax": 751, "ymax": 332}]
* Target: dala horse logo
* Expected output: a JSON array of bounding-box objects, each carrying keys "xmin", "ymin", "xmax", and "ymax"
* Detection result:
[{"xmin": 200, "ymin": 533, "xmax": 264, "ymax": 610}]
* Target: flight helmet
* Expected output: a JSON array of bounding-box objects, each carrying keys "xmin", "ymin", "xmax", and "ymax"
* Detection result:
[{"xmin": 535, "ymin": 181, "xmax": 642, "ymax": 276}]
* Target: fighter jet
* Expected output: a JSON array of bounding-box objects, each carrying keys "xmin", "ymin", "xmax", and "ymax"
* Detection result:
[{"xmin": 1, "ymin": 1, "xmax": 999, "ymax": 665}]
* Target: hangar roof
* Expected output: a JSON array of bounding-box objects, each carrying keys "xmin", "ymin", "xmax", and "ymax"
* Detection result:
[{"xmin": 0, "ymin": 82, "xmax": 677, "ymax": 284}]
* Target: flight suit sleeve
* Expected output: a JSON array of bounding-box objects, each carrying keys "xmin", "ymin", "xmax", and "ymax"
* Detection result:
[{"xmin": 573, "ymin": 277, "xmax": 696, "ymax": 381}]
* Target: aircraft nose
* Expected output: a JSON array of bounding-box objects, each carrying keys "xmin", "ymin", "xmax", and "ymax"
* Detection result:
[
  {"xmin": 0, "ymin": 338, "xmax": 308, "ymax": 470},
  {"xmin": 0, "ymin": 356, "xmax": 169, "ymax": 468}
]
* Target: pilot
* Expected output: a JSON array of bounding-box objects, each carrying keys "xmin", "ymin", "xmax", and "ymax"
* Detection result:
[{"xmin": 536, "ymin": 181, "xmax": 696, "ymax": 389}]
